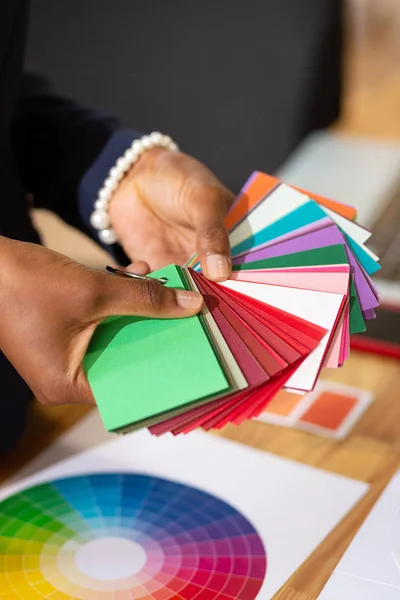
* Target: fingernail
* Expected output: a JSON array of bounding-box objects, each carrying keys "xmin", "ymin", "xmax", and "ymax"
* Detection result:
[
  {"xmin": 205, "ymin": 254, "xmax": 231, "ymax": 281},
  {"xmin": 176, "ymin": 290, "xmax": 203, "ymax": 311}
]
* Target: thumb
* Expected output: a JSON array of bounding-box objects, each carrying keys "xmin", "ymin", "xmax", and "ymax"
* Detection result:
[
  {"xmin": 92, "ymin": 272, "xmax": 203, "ymax": 321},
  {"xmin": 192, "ymin": 188, "xmax": 233, "ymax": 282}
]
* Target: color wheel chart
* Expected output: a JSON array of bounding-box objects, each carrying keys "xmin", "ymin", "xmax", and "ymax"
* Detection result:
[{"xmin": 0, "ymin": 473, "xmax": 266, "ymax": 599}]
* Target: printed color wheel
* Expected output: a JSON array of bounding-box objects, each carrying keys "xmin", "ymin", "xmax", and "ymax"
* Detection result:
[{"xmin": 0, "ymin": 473, "xmax": 266, "ymax": 599}]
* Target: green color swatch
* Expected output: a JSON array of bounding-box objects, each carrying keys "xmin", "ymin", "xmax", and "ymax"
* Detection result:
[
  {"xmin": 84, "ymin": 265, "xmax": 230, "ymax": 433},
  {"xmin": 232, "ymin": 244, "xmax": 349, "ymax": 271}
]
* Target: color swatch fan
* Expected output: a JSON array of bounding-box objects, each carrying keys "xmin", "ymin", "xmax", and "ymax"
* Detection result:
[{"xmin": 84, "ymin": 172, "xmax": 380, "ymax": 435}]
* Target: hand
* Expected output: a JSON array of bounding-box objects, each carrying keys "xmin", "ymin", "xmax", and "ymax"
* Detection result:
[
  {"xmin": 109, "ymin": 148, "xmax": 235, "ymax": 281},
  {"xmin": 0, "ymin": 237, "xmax": 202, "ymax": 406}
]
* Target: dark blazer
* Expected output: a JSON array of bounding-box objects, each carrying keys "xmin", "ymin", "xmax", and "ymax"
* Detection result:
[
  {"xmin": 0, "ymin": 0, "xmax": 342, "ymax": 452},
  {"xmin": 0, "ymin": 0, "xmax": 139, "ymax": 452}
]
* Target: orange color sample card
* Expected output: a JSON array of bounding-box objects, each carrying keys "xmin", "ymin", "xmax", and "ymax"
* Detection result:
[
  {"xmin": 258, "ymin": 381, "xmax": 373, "ymax": 439},
  {"xmin": 225, "ymin": 171, "xmax": 357, "ymax": 232}
]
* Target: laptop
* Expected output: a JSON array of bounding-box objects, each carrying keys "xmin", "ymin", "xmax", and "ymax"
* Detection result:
[{"xmin": 277, "ymin": 131, "xmax": 400, "ymax": 357}]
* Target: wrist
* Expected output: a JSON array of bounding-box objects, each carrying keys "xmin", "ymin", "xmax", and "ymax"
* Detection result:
[
  {"xmin": 127, "ymin": 145, "xmax": 171, "ymax": 177},
  {"xmin": 89, "ymin": 132, "xmax": 179, "ymax": 246},
  {"xmin": 107, "ymin": 146, "xmax": 170, "ymax": 228}
]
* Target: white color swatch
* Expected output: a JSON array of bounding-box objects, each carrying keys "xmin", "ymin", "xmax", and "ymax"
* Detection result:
[{"xmin": 229, "ymin": 184, "xmax": 310, "ymax": 247}]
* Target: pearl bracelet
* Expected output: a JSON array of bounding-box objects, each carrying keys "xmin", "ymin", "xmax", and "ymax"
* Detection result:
[{"xmin": 90, "ymin": 131, "xmax": 179, "ymax": 245}]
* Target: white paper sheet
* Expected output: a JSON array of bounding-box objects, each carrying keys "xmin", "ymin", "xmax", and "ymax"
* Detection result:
[
  {"xmin": 319, "ymin": 572, "xmax": 400, "ymax": 599},
  {"xmin": 0, "ymin": 429, "xmax": 367, "ymax": 599},
  {"xmin": 319, "ymin": 470, "xmax": 400, "ymax": 599}
]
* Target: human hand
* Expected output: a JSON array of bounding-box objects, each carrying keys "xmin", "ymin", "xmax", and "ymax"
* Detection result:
[
  {"xmin": 0, "ymin": 237, "xmax": 202, "ymax": 406},
  {"xmin": 109, "ymin": 148, "xmax": 235, "ymax": 281}
]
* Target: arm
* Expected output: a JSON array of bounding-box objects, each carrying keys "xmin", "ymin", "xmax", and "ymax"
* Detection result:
[
  {"xmin": 11, "ymin": 73, "xmax": 141, "ymax": 239},
  {"xmin": 12, "ymin": 74, "xmax": 234, "ymax": 280}
]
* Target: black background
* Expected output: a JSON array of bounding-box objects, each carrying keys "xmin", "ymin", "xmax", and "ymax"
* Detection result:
[{"xmin": 26, "ymin": 0, "xmax": 343, "ymax": 193}]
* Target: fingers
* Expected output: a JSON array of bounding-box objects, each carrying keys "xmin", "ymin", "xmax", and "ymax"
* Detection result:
[
  {"xmin": 125, "ymin": 261, "xmax": 151, "ymax": 276},
  {"xmin": 108, "ymin": 262, "xmax": 150, "ymax": 276},
  {"xmin": 92, "ymin": 272, "xmax": 203, "ymax": 321},
  {"xmin": 193, "ymin": 189, "xmax": 234, "ymax": 282}
]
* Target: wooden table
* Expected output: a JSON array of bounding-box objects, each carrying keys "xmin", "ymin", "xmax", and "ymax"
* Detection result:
[
  {"xmin": 1, "ymin": 336, "xmax": 399, "ymax": 599},
  {"xmin": 1, "ymin": 15, "xmax": 400, "ymax": 599}
]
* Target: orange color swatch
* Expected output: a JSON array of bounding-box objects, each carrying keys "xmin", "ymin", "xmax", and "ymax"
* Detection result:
[
  {"xmin": 226, "ymin": 172, "xmax": 357, "ymax": 231},
  {"xmin": 299, "ymin": 390, "xmax": 358, "ymax": 430},
  {"xmin": 263, "ymin": 390, "xmax": 302, "ymax": 417},
  {"xmin": 258, "ymin": 381, "xmax": 373, "ymax": 439}
]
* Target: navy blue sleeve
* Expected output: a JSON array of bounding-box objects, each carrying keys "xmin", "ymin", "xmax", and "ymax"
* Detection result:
[{"xmin": 12, "ymin": 73, "xmax": 142, "ymax": 258}]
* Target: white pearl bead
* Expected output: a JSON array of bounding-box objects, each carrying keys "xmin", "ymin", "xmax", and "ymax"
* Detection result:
[
  {"xmin": 104, "ymin": 178, "xmax": 117, "ymax": 191},
  {"xmin": 109, "ymin": 166, "xmax": 123, "ymax": 180},
  {"xmin": 169, "ymin": 142, "xmax": 178, "ymax": 151},
  {"xmin": 99, "ymin": 228, "xmax": 118, "ymax": 245},
  {"xmin": 142, "ymin": 136, "xmax": 153, "ymax": 149},
  {"xmin": 131, "ymin": 140, "xmax": 142, "ymax": 153},
  {"xmin": 99, "ymin": 188, "xmax": 110, "ymax": 201},
  {"xmin": 116, "ymin": 157, "xmax": 129, "ymax": 170},
  {"xmin": 90, "ymin": 210, "xmax": 110, "ymax": 230},
  {"xmin": 150, "ymin": 131, "xmax": 163, "ymax": 144},
  {"xmin": 124, "ymin": 148, "xmax": 136, "ymax": 162},
  {"xmin": 94, "ymin": 199, "xmax": 107, "ymax": 211}
]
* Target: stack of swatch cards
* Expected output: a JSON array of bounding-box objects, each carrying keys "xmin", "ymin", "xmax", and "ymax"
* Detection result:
[{"xmin": 84, "ymin": 172, "xmax": 380, "ymax": 436}]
